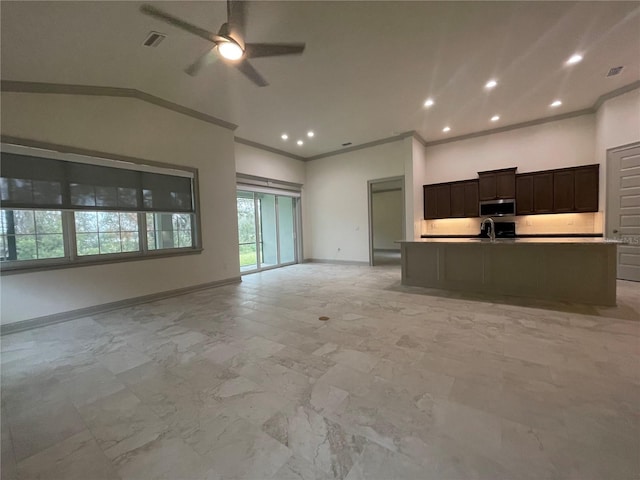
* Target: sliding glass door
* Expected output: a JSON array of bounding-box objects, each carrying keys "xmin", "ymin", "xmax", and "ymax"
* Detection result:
[
  {"xmin": 237, "ymin": 191, "xmax": 258, "ymax": 270},
  {"xmin": 236, "ymin": 190, "xmax": 298, "ymax": 273}
]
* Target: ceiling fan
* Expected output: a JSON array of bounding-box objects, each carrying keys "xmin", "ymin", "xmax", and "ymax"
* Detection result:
[{"xmin": 140, "ymin": 1, "xmax": 305, "ymax": 87}]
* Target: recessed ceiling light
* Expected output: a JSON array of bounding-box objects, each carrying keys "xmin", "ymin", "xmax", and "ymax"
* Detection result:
[
  {"xmin": 297, "ymin": 140, "xmax": 303, "ymax": 146},
  {"xmin": 566, "ymin": 54, "xmax": 583, "ymax": 65},
  {"xmin": 281, "ymin": 134, "xmax": 288, "ymax": 140},
  {"xmin": 424, "ymin": 98, "xmax": 434, "ymax": 108},
  {"xmin": 491, "ymin": 115, "xmax": 500, "ymax": 122},
  {"xmin": 485, "ymin": 79, "xmax": 498, "ymax": 89},
  {"xmin": 442, "ymin": 126, "xmax": 451, "ymax": 133},
  {"xmin": 550, "ymin": 100, "xmax": 562, "ymax": 108},
  {"xmin": 307, "ymin": 131, "xmax": 315, "ymax": 138}
]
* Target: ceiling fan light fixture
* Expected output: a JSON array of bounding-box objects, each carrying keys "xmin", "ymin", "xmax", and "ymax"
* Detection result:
[{"xmin": 218, "ymin": 41, "xmax": 244, "ymax": 60}]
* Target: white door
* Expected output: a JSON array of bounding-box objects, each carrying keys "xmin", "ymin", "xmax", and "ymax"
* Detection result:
[{"xmin": 607, "ymin": 143, "xmax": 640, "ymax": 281}]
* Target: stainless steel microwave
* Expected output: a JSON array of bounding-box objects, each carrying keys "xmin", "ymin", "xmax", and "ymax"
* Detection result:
[{"xmin": 479, "ymin": 199, "xmax": 516, "ymax": 217}]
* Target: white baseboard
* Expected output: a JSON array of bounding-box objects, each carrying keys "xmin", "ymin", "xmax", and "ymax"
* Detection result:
[
  {"xmin": 303, "ymin": 258, "xmax": 370, "ymax": 266},
  {"xmin": 1, "ymin": 276, "xmax": 242, "ymax": 335}
]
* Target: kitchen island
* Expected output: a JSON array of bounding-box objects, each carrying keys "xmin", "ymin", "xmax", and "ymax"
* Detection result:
[{"xmin": 400, "ymin": 238, "xmax": 619, "ymax": 306}]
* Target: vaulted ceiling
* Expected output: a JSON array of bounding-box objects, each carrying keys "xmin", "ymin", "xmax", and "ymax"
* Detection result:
[{"xmin": 2, "ymin": 1, "xmax": 639, "ymax": 158}]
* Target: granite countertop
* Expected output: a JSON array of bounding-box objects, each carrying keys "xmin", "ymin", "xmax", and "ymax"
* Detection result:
[
  {"xmin": 421, "ymin": 233, "xmax": 604, "ymax": 239},
  {"xmin": 400, "ymin": 237, "xmax": 622, "ymax": 245}
]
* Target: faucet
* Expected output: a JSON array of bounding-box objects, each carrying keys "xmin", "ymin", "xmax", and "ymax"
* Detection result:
[{"xmin": 481, "ymin": 217, "xmax": 496, "ymax": 242}]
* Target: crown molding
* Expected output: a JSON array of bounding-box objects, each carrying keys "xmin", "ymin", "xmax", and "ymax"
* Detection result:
[
  {"xmin": 234, "ymin": 136, "xmax": 306, "ymax": 161},
  {"xmin": 423, "ymin": 108, "xmax": 594, "ymax": 148},
  {"xmin": 3, "ymin": 79, "xmax": 638, "ymax": 161},
  {"xmin": 0, "ymin": 80, "xmax": 238, "ymax": 131},
  {"xmin": 592, "ymin": 80, "xmax": 640, "ymax": 111},
  {"xmin": 423, "ymin": 81, "xmax": 640, "ymax": 148},
  {"xmin": 305, "ymin": 131, "xmax": 414, "ymax": 161}
]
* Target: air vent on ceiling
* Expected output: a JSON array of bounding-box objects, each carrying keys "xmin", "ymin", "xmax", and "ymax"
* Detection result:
[
  {"xmin": 607, "ymin": 66, "xmax": 623, "ymax": 77},
  {"xmin": 342, "ymin": 142, "xmax": 352, "ymax": 147},
  {"xmin": 143, "ymin": 31, "xmax": 166, "ymax": 47}
]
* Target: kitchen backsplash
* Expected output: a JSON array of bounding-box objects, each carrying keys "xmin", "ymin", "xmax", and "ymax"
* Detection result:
[{"xmin": 422, "ymin": 212, "xmax": 603, "ymax": 236}]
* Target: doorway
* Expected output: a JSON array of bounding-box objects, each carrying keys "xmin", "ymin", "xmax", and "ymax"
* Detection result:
[
  {"xmin": 237, "ymin": 190, "xmax": 298, "ymax": 273},
  {"xmin": 606, "ymin": 142, "xmax": 640, "ymax": 281},
  {"xmin": 368, "ymin": 176, "xmax": 405, "ymax": 266}
]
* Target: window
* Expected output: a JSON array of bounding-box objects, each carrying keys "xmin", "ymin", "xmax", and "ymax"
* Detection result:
[
  {"xmin": 146, "ymin": 213, "xmax": 194, "ymax": 250},
  {"xmin": 75, "ymin": 211, "xmax": 140, "ymax": 256},
  {"xmin": 0, "ymin": 144, "xmax": 200, "ymax": 272},
  {"xmin": 0, "ymin": 209, "xmax": 65, "ymax": 261}
]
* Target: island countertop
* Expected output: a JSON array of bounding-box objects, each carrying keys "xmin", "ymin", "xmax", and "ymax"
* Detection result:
[
  {"xmin": 400, "ymin": 237, "xmax": 622, "ymax": 245},
  {"xmin": 400, "ymin": 238, "xmax": 620, "ymax": 305}
]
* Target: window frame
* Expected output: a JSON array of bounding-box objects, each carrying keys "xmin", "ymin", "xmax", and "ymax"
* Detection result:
[{"xmin": 1, "ymin": 141, "xmax": 202, "ymax": 275}]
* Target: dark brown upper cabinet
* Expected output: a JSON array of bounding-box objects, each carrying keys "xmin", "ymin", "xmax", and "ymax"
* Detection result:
[
  {"xmin": 574, "ymin": 165, "xmax": 599, "ymax": 212},
  {"xmin": 423, "ymin": 183, "xmax": 451, "ymax": 219},
  {"xmin": 553, "ymin": 169, "xmax": 575, "ymax": 212},
  {"xmin": 533, "ymin": 172, "xmax": 554, "ymax": 213},
  {"xmin": 463, "ymin": 181, "xmax": 479, "ymax": 217},
  {"xmin": 514, "ymin": 165, "xmax": 599, "ymax": 216},
  {"xmin": 435, "ymin": 184, "xmax": 451, "ymax": 218},
  {"xmin": 517, "ymin": 172, "xmax": 554, "ymax": 214},
  {"xmin": 450, "ymin": 180, "xmax": 479, "ymax": 218},
  {"xmin": 450, "ymin": 182, "xmax": 465, "ymax": 217},
  {"xmin": 425, "ymin": 164, "xmax": 598, "ymax": 220},
  {"xmin": 478, "ymin": 173, "xmax": 496, "ymax": 201},
  {"xmin": 424, "ymin": 185, "xmax": 437, "ymax": 219},
  {"xmin": 478, "ymin": 168, "xmax": 516, "ymax": 200},
  {"xmin": 515, "ymin": 174, "xmax": 534, "ymax": 215}
]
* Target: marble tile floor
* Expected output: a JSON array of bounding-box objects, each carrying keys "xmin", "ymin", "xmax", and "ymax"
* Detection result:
[{"xmin": 1, "ymin": 263, "xmax": 639, "ymax": 480}]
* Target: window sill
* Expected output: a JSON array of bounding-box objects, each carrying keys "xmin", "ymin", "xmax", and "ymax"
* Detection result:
[{"xmin": 0, "ymin": 248, "xmax": 204, "ymax": 276}]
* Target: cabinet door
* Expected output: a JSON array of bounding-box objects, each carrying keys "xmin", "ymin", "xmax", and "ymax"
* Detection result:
[
  {"xmin": 478, "ymin": 174, "xmax": 496, "ymax": 201},
  {"xmin": 496, "ymin": 171, "xmax": 516, "ymax": 199},
  {"xmin": 554, "ymin": 170, "xmax": 575, "ymax": 212},
  {"xmin": 516, "ymin": 175, "xmax": 534, "ymax": 214},
  {"xmin": 533, "ymin": 173, "xmax": 554, "ymax": 213},
  {"xmin": 464, "ymin": 181, "xmax": 479, "ymax": 217},
  {"xmin": 450, "ymin": 183, "xmax": 465, "ymax": 217},
  {"xmin": 424, "ymin": 185, "xmax": 437, "ymax": 219},
  {"xmin": 574, "ymin": 165, "xmax": 599, "ymax": 212},
  {"xmin": 435, "ymin": 184, "xmax": 451, "ymax": 218}
]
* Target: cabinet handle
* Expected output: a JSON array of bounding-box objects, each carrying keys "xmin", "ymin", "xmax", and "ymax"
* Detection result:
[{"xmin": 613, "ymin": 229, "xmax": 618, "ymax": 233}]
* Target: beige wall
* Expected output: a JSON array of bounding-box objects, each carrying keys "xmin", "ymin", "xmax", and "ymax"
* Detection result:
[
  {"xmin": 234, "ymin": 142, "xmax": 306, "ymax": 185},
  {"xmin": 1, "ymin": 92, "xmax": 239, "ymax": 324},
  {"xmin": 303, "ymin": 140, "xmax": 407, "ymax": 262},
  {"xmin": 596, "ymin": 89, "xmax": 640, "ymax": 161},
  {"xmin": 408, "ymin": 137, "xmax": 427, "ymax": 240},
  {"xmin": 423, "ymin": 113, "xmax": 596, "ymax": 183},
  {"xmin": 595, "ymin": 88, "xmax": 640, "ymax": 232}
]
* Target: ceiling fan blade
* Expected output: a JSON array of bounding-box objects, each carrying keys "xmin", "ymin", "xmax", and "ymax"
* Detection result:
[
  {"xmin": 234, "ymin": 59, "xmax": 268, "ymax": 87},
  {"xmin": 226, "ymin": 0, "xmax": 246, "ymax": 41},
  {"xmin": 140, "ymin": 4, "xmax": 223, "ymax": 44},
  {"xmin": 244, "ymin": 43, "xmax": 306, "ymax": 58},
  {"xmin": 185, "ymin": 48, "xmax": 219, "ymax": 76}
]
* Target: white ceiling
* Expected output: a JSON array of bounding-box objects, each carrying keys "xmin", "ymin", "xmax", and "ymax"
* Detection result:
[{"xmin": 2, "ymin": 1, "xmax": 639, "ymax": 158}]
